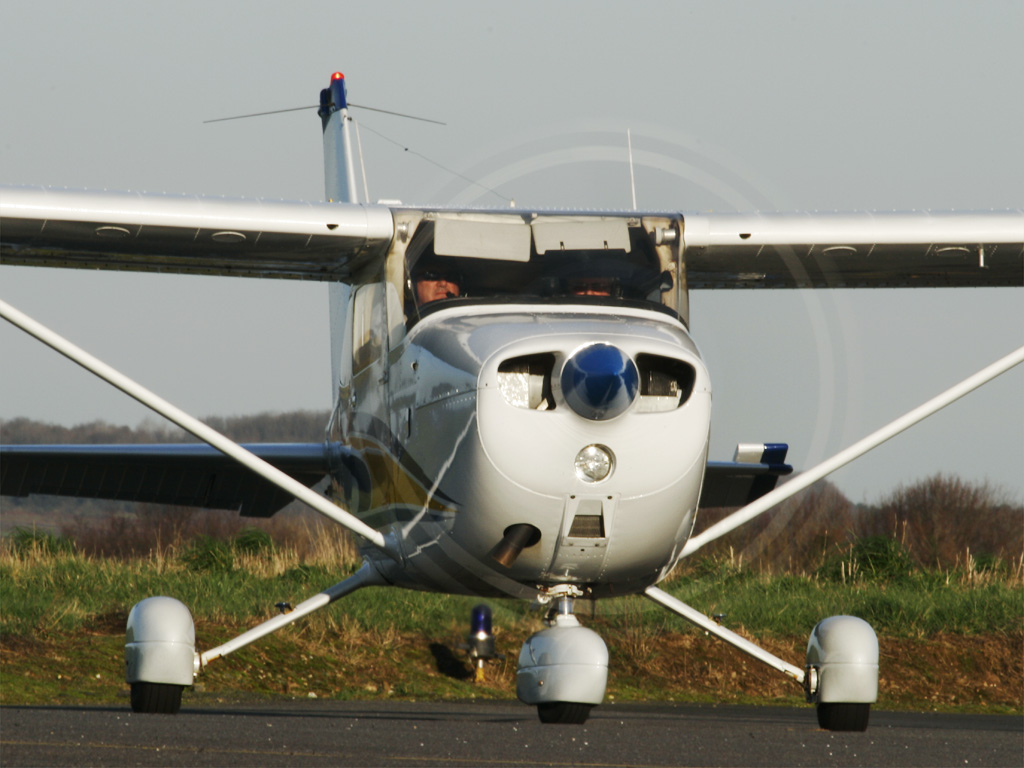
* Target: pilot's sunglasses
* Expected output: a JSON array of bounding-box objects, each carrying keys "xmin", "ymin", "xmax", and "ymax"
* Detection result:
[{"xmin": 419, "ymin": 271, "xmax": 458, "ymax": 282}]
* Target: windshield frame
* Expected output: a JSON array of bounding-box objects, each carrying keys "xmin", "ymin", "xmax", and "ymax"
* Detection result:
[{"xmin": 400, "ymin": 213, "xmax": 685, "ymax": 329}]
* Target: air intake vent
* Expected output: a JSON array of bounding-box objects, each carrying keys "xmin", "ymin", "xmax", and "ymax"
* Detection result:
[
  {"xmin": 635, "ymin": 354, "xmax": 696, "ymax": 412},
  {"xmin": 568, "ymin": 514, "xmax": 605, "ymax": 538},
  {"xmin": 498, "ymin": 353, "xmax": 555, "ymax": 410}
]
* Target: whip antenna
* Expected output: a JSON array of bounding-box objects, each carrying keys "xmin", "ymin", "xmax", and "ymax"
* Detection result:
[
  {"xmin": 204, "ymin": 103, "xmax": 446, "ymax": 125},
  {"xmin": 353, "ymin": 119, "xmax": 370, "ymax": 203},
  {"xmin": 627, "ymin": 129, "xmax": 637, "ymax": 211}
]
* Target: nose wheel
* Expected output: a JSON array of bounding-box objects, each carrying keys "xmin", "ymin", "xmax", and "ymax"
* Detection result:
[
  {"xmin": 537, "ymin": 701, "xmax": 593, "ymax": 724},
  {"xmin": 130, "ymin": 682, "xmax": 183, "ymax": 714},
  {"xmin": 817, "ymin": 702, "xmax": 870, "ymax": 732}
]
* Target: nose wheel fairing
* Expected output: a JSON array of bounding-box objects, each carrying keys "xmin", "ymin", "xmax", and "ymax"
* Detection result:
[{"xmin": 517, "ymin": 596, "xmax": 608, "ymax": 724}]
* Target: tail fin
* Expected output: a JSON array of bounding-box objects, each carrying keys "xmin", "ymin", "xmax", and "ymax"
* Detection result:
[
  {"xmin": 318, "ymin": 72, "xmax": 359, "ymax": 203},
  {"xmin": 319, "ymin": 73, "xmax": 362, "ymax": 436}
]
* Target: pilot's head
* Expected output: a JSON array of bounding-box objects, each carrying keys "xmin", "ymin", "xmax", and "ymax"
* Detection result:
[
  {"xmin": 567, "ymin": 276, "xmax": 616, "ymax": 297},
  {"xmin": 415, "ymin": 270, "xmax": 461, "ymax": 305}
]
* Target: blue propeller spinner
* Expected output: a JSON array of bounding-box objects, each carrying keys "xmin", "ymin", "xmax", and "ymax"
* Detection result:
[{"xmin": 560, "ymin": 344, "xmax": 639, "ymax": 420}]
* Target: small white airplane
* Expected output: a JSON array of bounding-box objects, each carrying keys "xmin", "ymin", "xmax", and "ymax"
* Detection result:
[{"xmin": 2, "ymin": 72, "xmax": 1022, "ymax": 730}]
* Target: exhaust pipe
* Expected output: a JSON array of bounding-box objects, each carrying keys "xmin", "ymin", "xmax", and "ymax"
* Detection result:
[{"xmin": 490, "ymin": 523, "xmax": 541, "ymax": 568}]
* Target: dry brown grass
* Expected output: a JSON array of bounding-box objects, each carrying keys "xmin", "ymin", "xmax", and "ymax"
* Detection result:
[
  {"xmin": 693, "ymin": 476, "xmax": 1023, "ymax": 575},
  {"xmin": 47, "ymin": 503, "xmax": 361, "ymax": 568}
]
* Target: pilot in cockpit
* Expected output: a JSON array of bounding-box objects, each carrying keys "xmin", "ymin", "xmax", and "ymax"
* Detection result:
[
  {"xmin": 414, "ymin": 270, "xmax": 461, "ymax": 305},
  {"xmin": 567, "ymin": 276, "xmax": 617, "ymax": 297}
]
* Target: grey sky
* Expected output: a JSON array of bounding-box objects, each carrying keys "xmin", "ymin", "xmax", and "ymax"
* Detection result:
[{"xmin": 1, "ymin": 0, "xmax": 1021, "ymax": 503}]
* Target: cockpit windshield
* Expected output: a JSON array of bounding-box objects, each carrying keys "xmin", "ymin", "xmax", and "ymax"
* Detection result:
[{"xmin": 402, "ymin": 214, "xmax": 682, "ymax": 326}]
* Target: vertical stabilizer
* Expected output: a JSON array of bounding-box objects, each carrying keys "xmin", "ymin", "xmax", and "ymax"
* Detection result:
[
  {"xmin": 319, "ymin": 73, "xmax": 359, "ymax": 203},
  {"xmin": 319, "ymin": 73, "xmax": 360, "ymax": 431}
]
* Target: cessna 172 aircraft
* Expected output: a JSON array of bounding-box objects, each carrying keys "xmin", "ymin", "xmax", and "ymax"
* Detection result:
[{"xmin": 2, "ymin": 73, "xmax": 1022, "ymax": 730}]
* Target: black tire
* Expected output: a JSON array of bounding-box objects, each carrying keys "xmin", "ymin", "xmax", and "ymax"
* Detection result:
[
  {"xmin": 537, "ymin": 702, "xmax": 592, "ymax": 724},
  {"xmin": 816, "ymin": 702, "xmax": 870, "ymax": 731},
  {"xmin": 130, "ymin": 682, "xmax": 183, "ymax": 714}
]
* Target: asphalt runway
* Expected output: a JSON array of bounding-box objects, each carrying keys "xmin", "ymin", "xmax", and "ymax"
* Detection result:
[{"xmin": 1, "ymin": 700, "xmax": 1020, "ymax": 767}]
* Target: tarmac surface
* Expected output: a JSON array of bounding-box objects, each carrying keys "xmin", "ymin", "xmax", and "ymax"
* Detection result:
[{"xmin": 1, "ymin": 700, "xmax": 1021, "ymax": 767}]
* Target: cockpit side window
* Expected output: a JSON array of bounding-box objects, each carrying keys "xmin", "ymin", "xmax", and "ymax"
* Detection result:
[{"xmin": 351, "ymin": 283, "xmax": 384, "ymax": 374}]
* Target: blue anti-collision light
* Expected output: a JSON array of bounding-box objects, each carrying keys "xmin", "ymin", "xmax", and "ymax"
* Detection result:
[
  {"xmin": 470, "ymin": 604, "xmax": 492, "ymax": 636},
  {"xmin": 560, "ymin": 344, "xmax": 639, "ymax": 420}
]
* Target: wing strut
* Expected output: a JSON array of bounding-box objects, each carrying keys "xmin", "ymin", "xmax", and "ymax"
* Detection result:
[
  {"xmin": 644, "ymin": 586, "xmax": 805, "ymax": 684},
  {"xmin": 685, "ymin": 344, "xmax": 1024, "ymax": 558},
  {"xmin": 200, "ymin": 560, "xmax": 385, "ymax": 666},
  {"xmin": 0, "ymin": 299, "xmax": 399, "ymax": 560}
]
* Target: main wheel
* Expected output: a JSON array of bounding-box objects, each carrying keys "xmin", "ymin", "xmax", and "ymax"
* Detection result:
[
  {"xmin": 816, "ymin": 702, "xmax": 870, "ymax": 731},
  {"xmin": 130, "ymin": 682, "xmax": 183, "ymax": 714},
  {"xmin": 537, "ymin": 702, "xmax": 592, "ymax": 724}
]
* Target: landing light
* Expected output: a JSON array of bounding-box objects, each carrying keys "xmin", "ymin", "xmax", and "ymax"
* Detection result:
[{"xmin": 575, "ymin": 445, "xmax": 614, "ymax": 483}]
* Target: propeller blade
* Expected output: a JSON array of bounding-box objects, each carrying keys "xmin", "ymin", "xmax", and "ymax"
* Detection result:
[
  {"xmin": 683, "ymin": 344, "xmax": 1024, "ymax": 557},
  {"xmin": 0, "ymin": 298, "xmax": 399, "ymax": 560}
]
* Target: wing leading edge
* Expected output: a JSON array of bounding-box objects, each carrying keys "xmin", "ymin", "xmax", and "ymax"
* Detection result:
[
  {"xmin": 3, "ymin": 187, "xmax": 1020, "ymax": 288},
  {"xmin": 683, "ymin": 211, "xmax": 1023, "ymax": 288},
  {"xmin": 0, "ymin": 442, "xmax": 369, "ymax": 517},
  {"xmin": 0, "ymin": 186, "xmax": 395, "ymax": 281}
]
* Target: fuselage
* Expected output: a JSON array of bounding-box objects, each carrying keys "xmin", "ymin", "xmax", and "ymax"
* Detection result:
[{"xmin": 327, "ymin": 210, "xmax": 713, "ymax": 599}]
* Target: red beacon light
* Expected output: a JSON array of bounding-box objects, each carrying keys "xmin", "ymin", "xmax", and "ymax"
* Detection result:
[{"xmin": 321, "ymin": 72, "xmax": 348, "ymax": 117}]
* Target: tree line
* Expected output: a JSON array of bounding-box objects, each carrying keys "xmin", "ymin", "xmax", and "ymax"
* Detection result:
[
  {"xmin": 695, "ymin": 475, "xmax": 1023, "ymax": 574},
  {"xmin": 1, "ymin": 410, "xmax": 330, "ymax": 445},
  {"xmin": 2, "ymin": 412, "xmax": 1021, "ymax": 572}
]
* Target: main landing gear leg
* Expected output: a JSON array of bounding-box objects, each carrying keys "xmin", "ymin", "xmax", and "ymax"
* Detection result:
[
  {"xmin": 125, "ymin": 560, "xmax": 385, "ymax": 713},
  {"xmin": 645, "ymin": 587, "xmax": 878, "ymax": 732}
]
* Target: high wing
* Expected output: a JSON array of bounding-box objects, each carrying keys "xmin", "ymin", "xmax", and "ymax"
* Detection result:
[
  {"xmin": 0, "ymin": 442, "xmax": 368, "ymax": 517},
  {"xmin": 3, "ymin": 186, "xmax": 1019, "ymax": 286},
  {"xmin": 1, "ymin": 185, "xmax": 393, "ymax": 517},
  {"xmin": 0, "ymin": 185, "xmax": 394, "ymax": 280},
  {"xmin": 2, "ymin": 186, "xmax": 1020, "ymax": 517},
  {"xmin": 683, "ymin": 211, "xmax": 1023, "ymax": 288}
]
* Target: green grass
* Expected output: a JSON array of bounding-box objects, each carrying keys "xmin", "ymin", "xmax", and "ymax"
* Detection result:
[
  {"xmin": 4, "ymin": 550, "xmax": 1020, "ymax": 639},
  {"xmin": 657, "ymin": 568, "xmax": 1023, "ymax": 637},
  {"xmin": 1, "ymin": 546, "xmax": 1021, "ymax": 713}
]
